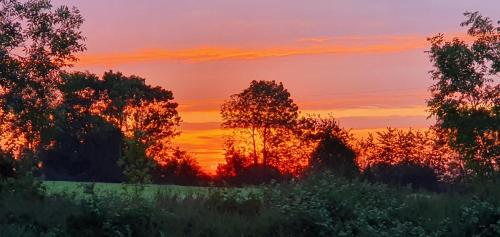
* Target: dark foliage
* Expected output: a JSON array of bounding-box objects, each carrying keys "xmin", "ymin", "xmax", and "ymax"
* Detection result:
[
  {"xmin": 363, "ymin": 162, "xmax": 440, "ymax": 191},
  {"xmin": 153, "ymin": 149, "xmax": 210, "ymax": 185},
  {"xmin": 237, "ymin": 164, "xmax": 283, "ymax": 185},
  {"xmin": 300, "ymin": 115, "xmax": 359, "ymax": 178},
  {"xmin": 427, "ymin": 12, "xmax": 499, "ymax": 176},
  {"xmin": 217, "ymin": 162, "xmax": 284, "ymax": 186},
  {"xmin": 310, "ymin": 134, "xmax": 358, "ymax": 178},
  {"xmin": 356, "ymin": 127, "xmax": 463, "ymax": 182},
  {"xmin": 34, "ymin": 70, "xmax": 186, "ymax": 183},
  {"xmin": 0, "ymin": 152, "xmax": 15, "ymax": 180},
  {"xmin": 41, "ymin": 123, "xmax": 124, "ymax": 182},
  {"xmin": 216, "ymin": 142, "xmax": 285, "ymax": 185},
  {"xmin": 0, "ymin": 0, "xmax": 85, "ymax": 149}
]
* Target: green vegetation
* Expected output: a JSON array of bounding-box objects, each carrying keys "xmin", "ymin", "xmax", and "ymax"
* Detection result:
[
  {"xmin": 42, "ymin": 181, "xmax": 212, "ymax": 200},
  {"xmin": 2, "ymin": 174, "xmax": 500, "ymax": 237}
]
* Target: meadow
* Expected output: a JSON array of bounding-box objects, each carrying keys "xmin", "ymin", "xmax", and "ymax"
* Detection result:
[{"xmin": 42, "ymin": 181, "xmax": 212, "ymax": 200}]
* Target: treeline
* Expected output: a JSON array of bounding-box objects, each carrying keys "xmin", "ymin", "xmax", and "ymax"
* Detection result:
[
  {"xmin": 215, "ymin": 10, "xmax": 499, "ymax": 187},
  {"xmin": 215, "ymin": 83, "xmax": 462, "ymax": 189},
  {"xmin": 0, "ymin": 0, "xmax": 498, "ymax": 189}
]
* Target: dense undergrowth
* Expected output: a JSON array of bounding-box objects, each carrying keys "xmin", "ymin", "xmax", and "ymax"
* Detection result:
[{"xmin": 1, "ymin": 174, "xmax": 500, "ymax": 237}]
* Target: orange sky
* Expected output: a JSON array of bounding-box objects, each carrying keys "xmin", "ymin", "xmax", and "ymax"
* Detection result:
[{"xmin": 53, "ymin": 0, "xmax": 500, "ymax": 173}]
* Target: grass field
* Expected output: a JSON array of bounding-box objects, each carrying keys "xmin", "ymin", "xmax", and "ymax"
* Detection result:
[
  {"xmin": 42, "ymin": 181, "xmax": 261, "ymax": 200},
  {"xmin": 42, "ymin": 181, "xmax": 213, "ymax": 200}
]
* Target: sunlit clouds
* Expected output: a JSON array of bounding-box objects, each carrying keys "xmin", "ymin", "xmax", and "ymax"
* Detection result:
[{"xmin": 77, "ymin": 35, "xmax": 430, "ymax": 65}]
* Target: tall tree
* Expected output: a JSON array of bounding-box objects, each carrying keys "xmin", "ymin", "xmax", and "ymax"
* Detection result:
[
  {"xmin": 427, "ymin": 12, "xmax": 499, "ymax": 177},
  {"xmin": 0, "ymin": 0, "xmax": 85, "ymax": 151},
  {"xmin": 221, "ymin": 80, "xmax": 299, "ymax": 166}
]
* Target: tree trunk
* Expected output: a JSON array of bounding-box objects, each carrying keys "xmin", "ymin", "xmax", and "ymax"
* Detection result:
[
  {"xmin": 262, "ymin": 127, "xmax": 268, "ymax": 166},
  {"xmin": 251, "ymin": 126, "xmax": 258, "ymax": 165}
]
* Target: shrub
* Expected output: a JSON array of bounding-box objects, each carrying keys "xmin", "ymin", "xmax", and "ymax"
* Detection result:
[
  {"xmin": 153, "ymin": 149, "xmax": 209, "ymax": 186},
  {"xmin": 363, "ymin": 163, "xmax": 440, "ymax": 191},
  {"xmin": 238, "ymin": 164, "xmax": 283, "ymax": 185},
  {"xmin": 0, "ymin": 152, "xmax": 16, "ymax": 180},
  {"xmin": 461, "ymin": 199, "xmax": 500, "ymax": 236},
  {"xmin": 118, "ymin": 138, "xmax": 155, "ymax": 184}
]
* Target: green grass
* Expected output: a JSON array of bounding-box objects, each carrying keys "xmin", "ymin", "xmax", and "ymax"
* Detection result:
[
  {"xmin": 42, "ymin": 181, "xmax": 261, "ymax": 201},
  {"xmin": 42, "ymin": 181, "xmax": 212, "ymax": 200}
]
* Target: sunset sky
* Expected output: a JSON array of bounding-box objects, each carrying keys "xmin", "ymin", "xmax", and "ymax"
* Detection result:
[{"xmin": 53, "ymin": 0, "xmax": 500, "ymax": 172}]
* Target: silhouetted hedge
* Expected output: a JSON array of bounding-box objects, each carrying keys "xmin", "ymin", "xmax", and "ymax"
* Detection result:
[{"xmin": 363, "ymin": 162, "xmax": 440, "ymax": 191}]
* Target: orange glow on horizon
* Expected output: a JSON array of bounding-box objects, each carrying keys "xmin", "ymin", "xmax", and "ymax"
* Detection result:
[
  {"xmin": 176, "ymin": 105, "xmax": 430, "ymax": 174},
  {"xmin": 177, "ymin": 126, "xmax": 431, "ymax": 174},
  {"xmin": 178, "ymin": 105, "xmax": 428, "ymax": 123}
]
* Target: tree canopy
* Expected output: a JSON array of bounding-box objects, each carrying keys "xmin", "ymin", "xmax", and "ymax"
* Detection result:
[
  {"xmin": 299, "ymin": 115, "xmax": 359, "ymax": 178},
  {"xmin": 427, "ymin": 12, "xmax": 499, "ymax": 176},
  {"xmin": 0, "ymin": 0, "xmax": 86, "ymax": 150},
  {"xmin": 40, "ymin": 71, "xmax": 182, "ymax": 182},
  {"xmin": 221, "ymin": 80, "xmax": 299, "ymax": 166}
]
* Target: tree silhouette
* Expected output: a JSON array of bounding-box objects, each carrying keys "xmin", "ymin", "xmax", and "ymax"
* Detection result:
[
  {"xmin": 0, "ymin": 0, "xmax": 85, "ymax": 151},
  {"xmin": 118, "ymin": 137, "xmax": 155, "ymax": 184},
  {"xmin": 356, "ymin": 128, "xmax": 462, "ymax": 182},
  {"xmin": 299, "ymin": 115, "xmax": 359, "ymax": 178},
  {"xmin": 40, "ymin": 71, "xmax": 182, "ymax": 182},
  {"xmin": 216, "ymin": 138, "xmax": 251, "ymax": 181},
  {"xmin": 221, "ymin": 80, "xmax": 299, "ymax": 166},
  {"xmin": 153, "ymin": 148, "xmax": 208, "ymax": 185},
  {"xmin": 98, "ymin": 71, "xmax": 180, "ymax": 163},
  {"xmin": 427, "ymin": 12, "xmax": 499, "ymax": 177},
  {"xmin": 58, "ymin": 71, "xmax": 180, "ymax": 159}
]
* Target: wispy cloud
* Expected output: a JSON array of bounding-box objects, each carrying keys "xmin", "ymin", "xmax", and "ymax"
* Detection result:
[
  {"xmin": 75, "ymin": 34, "xmax": 440, "ymax": 65},
  {"xmin": 297, "ymin": 37, "xmax": 331, "ymax": 43},
  {"xmin": 75, "ymin": 32, "xmax": 469, "ymax": 65},
  {"xmin": 76, "ymin": 43, "xmax": 424, "ymax": 65}
]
